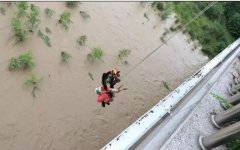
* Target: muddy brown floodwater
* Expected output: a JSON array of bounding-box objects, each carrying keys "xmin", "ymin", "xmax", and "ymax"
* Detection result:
[{"xmin": 0, "ymin": 2, "xmax": 208, "ymax": 150}]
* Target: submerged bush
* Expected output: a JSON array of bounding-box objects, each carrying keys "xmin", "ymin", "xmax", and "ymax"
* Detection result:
[
  {"xmin": 9, "ymin": 51, "xmax": 34, "ymax": 71},
  {"xmin": 9, "ymin": 58, "xmax": 20, "ymax": 71},
  {"xmin": 118, "ymin": 49, "xmax": 131, "ymax": 64},
  {"xmin": 44, "ymin": 8, "xmax": 55, "ymax": 18},
  {"xmin": 16, "ymin": 1, "xmax": 28, "ymax": 18},
  {"xmin": 156, "ymin": 2, "xmax": 164, "ymax": 11},
  {"xmin": 66, "ymin": 1, "xmax": 79, "ymax": 8},
  {"xmin": 59, "ymin": 11, "xmax": 72, "ymax": 30},
  {"xmin": 16, "ymin": 1, "xmax": 28, "ymax": 10},
  {"xmin": 0, "ymin": 7, "xmax": 6, "ymax": 15},
  {"xmin": 11, "ymin": 17, "xmax": 27, "ymax": 42},
  {"xmin": 43, "ymin": 36, "xmax": 51, "ymax": 47},
  {"xmin": 26, "ymin": 4, "xmax": 40, "ymax": 32},
  {"xmin": 152, "ymin": 2, "xmax": 172, "ymax": 20},
  {"xmin": 118, "ymin": 49, "xmax": 131, "ymax": 59},
  {"xmin": 61, "ymin": 51, "xmax": 71, "ymax": 62},
  {"xmin": 79, "ymin": 11, "xmax": 91, "ymax": 19},
  {"xmin": 37, "ymin": 30, "xmax": 51, "ymax": 47},
  {"xmin": 76, "ymin": 35, "xmax": 87, "ymax": 46},
  {"xmin": 18, "ymin": 51, "xmax": 34, "ymax": 70},
  {"xmin": 25, "ymin": 74, "xmax": 42, "ymax": 98},
  {"xmin": 11, "ymin": 2, "xmax": 30, "ymax": 41},
  {"xmin": 45, "ymin": 27, "xmax": 51, "ymax": 34},
  {"xmin": 87, "ymin": 47, "xmax": 103, "ymax": 62}
]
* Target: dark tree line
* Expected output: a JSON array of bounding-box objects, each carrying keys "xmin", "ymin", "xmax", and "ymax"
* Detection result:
[{"xmin": 204, "ymin": 2, "xmax": 240, "ymax": 39}]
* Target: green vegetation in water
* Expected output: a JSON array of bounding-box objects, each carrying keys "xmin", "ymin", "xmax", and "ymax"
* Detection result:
[
  {"xmin": 9, "ymin": 51, "xmax": 34, "ymax": 71},
  {"xmin": 38, "ymin": 30, "xmax": 51, "ymax": 47},
  {"xmin": 66, "ymin": 1, "xmax": 79, "ymax": 8},
  {"xmin": 16, "ymin": 1, "xmax": 28, "ymax": 18},
  {"xmin": 163, "ymin": 28, "xmax": 170, "ymax": 36},
  {"xmin": 9, "ymin": 58, "xmax": 20, "ymax": 71},
  {"xmin": 79, "ymin": 11, "xmax": 91, "ymax": 19},
  {"xmin": 24, "ymin": 74, "xmax": 42, "ymax": 98},
  {"xmin": 59, "ymin": 11, "xmax": 72, "ymax": 30},
  {"xmin": 26, "ymin": 4, "xmax": 40, "ymax": 32},
  {"xmin": 210, "ymin": 92, "xmax": 233, "ymax": 109},
  {"xmin": 152, "ymin": 2, "xmax": 172, "ymax": 20},
  {"xmin": 76, "ymin": 35, "xmax": 87, "ymax": 46},
  {"xmin": 46, "ymin": 27, "xmax": 51, "ymax": 34},
  {"xmin": 160, "ymin": 36, "xmax": 166, "ymax": 43},
  {"xmin": 0, "ymin": 7, "xmax": 6, "ymax": 15},
  {"xmin": 37, "ymin": 30, "xmax": 44, "ymax": 37},
  {"xmin": 43, "ymin": 36, "xmax": 51, "ymax": 47},
  {"xmin": 44, "ymin": 8, "xmax": 55, "ymax": 18},
  {"xmin": 118, "ymin": 49, "xmax": 131, "ymax": 64},
  {"xmin": 11, "ymin": 17, "xmax": 27, "ymax": 42},
  {"xmin": 87, "ymin": 47, "xmax": 104, "ymax": 62},
  {"xmin": 61, "ymin": 51, "xmax": 71, "ymax": 62}
]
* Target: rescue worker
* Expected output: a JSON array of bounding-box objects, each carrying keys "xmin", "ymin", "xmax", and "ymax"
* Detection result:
[
  {"xmin": 102, "ymin": 68, "xmax": 121, "ymax": 100},
  {"xmin": 102, "ymin": 68, "xmax": 121, "ymax": 90}
]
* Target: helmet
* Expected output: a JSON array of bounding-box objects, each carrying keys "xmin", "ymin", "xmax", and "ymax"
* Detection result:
[
  {"xmin": 112, "ymin": 68, "xmax": 120, "ymax": 76},
  {"xmin": 95, "ymin": 87, "xmax": 101, "ymax": 95}
]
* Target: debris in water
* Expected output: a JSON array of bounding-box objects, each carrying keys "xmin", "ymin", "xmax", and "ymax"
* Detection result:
[
  {"xmin": 88, "ymin": 72, "xmax": 94, "ymax": 80},
  {"xmin": 162, "ymin": 81, "xmax": 172, "ymax": 90},
  {"xmin": 144, "ymin": 12, "xmax": 149, "ymax": 21}
]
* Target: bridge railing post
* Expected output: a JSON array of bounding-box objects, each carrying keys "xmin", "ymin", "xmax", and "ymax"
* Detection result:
[
  {"xmin": 229, "ymin": 93, "xmax": 240, "ymax": 105},
  {"xmin": 211, "ymin": 103, "xmax": 240, "ymax": 128},
  {"xmin": 198, "ymin": 121, "xmax": 240, "ymax": 150}
]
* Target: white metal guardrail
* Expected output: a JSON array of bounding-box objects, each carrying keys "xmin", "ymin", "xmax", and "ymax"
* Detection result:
[{"xmin": 101, "ymin": 38, "xmax": 240, "ymax": 150}]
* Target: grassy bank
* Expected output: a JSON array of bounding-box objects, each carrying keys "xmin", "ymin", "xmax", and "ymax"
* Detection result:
[{"xmin": 154, "ymin": 2, "xmax": 238, "ymax": 58}]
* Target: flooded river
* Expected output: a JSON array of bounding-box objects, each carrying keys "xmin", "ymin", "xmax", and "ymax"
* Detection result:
[{"xmin": 0, "ymin": 2, "xmax": 208, "ymax": 150}]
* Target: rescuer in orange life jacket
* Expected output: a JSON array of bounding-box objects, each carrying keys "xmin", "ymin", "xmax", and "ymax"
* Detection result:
[{"xmin": 102, "ymin": 68, "xmax": 121, "ymax": 90}]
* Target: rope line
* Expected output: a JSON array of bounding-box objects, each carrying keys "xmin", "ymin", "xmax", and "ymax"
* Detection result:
[{"xmin": 121, "ymin": 1, "xmax": 217, "ymax": 79}]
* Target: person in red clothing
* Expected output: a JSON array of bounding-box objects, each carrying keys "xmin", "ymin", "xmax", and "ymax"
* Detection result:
[{"xmin": 95, "ymin": 85, "xmax": 127, "ymax": 107}]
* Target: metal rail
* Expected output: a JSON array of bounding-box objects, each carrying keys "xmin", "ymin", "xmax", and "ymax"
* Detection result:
[{"xmin": 101, "ymin": 39, "xmax": 240, "ymax": 150}]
